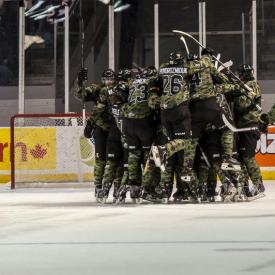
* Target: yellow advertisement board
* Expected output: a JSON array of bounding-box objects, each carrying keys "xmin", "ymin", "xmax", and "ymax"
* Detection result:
[
  {"xmin": 0, "ymin": 128, "xmax": 10, "ymax": 171},
  {"xmin": 0, "ymin": 128, "xmax": 56, "ymax": 183},
  {"xmin": 14, "ymin": 128, "xmax": 56, "ymax": 170}
]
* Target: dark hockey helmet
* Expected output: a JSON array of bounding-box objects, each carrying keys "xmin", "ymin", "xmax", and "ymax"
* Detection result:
[
  {"xmin": 133, "ymin": 68, "xmax": 143, "ymax": 79},
  {"xmin": 201, "ymin": 47, "xmax": 214, "ymax": 56},
  {"xmin": 169, "ymin": 52, "xmax": 183, "ymax": 65},
  {"xmin": 238, "ymin": 64, "xmax": 254, "ymax": 80},
  {"xmin": 117, "ymin": 68, "xmax": 132, "ymax": 81},
  {"xmin": 143, "ymin": 66, "xmax": 157, "ymax": 78},
  {"xmin": 113, "ymin": 83, "xmax": 129, "ymax": 103},
  {"xmin": 187, "ymin": 53, "xmax": 199, "ymax": 62},
  {"xmin": 102, "ymin": 68, "xmax": 115, "ymax": 80},
  {"xmin": 101, "ymin": 68, "xmax": 115, "ymax": 85}
]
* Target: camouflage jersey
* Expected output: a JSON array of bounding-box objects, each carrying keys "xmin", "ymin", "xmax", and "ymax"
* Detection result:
[
  {"xmin": 233, "ymin": 80, "xmax": 262, "ymax": 127},
  {"xmin": 187, "ymin": 54, "xmax": 229, "ymax": 100},
  {"xmin": 268, "ymin": 103, "xmax": 275, "ymax": 124},
  {"xmin": 157, "ymin": 62, "xmax": 190, "ymax": 110},
  {"xmin": 97, "ymin": 86, "xmax": 124, "ymax": 133},
  {"xmin": 122, "ymin": 77, "xmax": 152, "ymax": 119},
  {"xmin": 74, "ymin": 84, "xmax": 109, "ymax": 131}
]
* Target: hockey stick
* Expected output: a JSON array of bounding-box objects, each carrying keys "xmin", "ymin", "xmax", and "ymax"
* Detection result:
[
  {"xmin": 222, "ymin": 114, "xmax": 258, "ymax": 132},
  {"xmin": 198, "ymin": 143, "xmax": 211, "ymax": 168},
  {"xmin": 180, "ymin": 36, "xmax": 190, "ymax": 55},
  {"xmin": 79, "ymin": 0, "xmax": 86, "ymax": 126},
  {"xmin": 173, "ymin": 30, "xmax": 262, "ymax": 112},
  {"xmin": 218, "ymin": 60, "xmax": 233, "ymax": 72},
  {"xmin": 214, "ymin": 53, "xmax": 220, "ymax": 69},
  {"xmin": 143, "ymin": 144, "xmax": 154, "ymax": 175}
]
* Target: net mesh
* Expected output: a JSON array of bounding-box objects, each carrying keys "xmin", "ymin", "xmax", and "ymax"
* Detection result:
[{"xmin": 12, "ymin": 114, "xmax": 94, "ymax": 187}]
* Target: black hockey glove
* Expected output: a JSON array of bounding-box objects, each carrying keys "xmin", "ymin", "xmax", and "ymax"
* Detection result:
[
  {"xmin": 78, "ymin": 68, "xmax": 88, "ymax": 87},
  {"xmin": 84, "ymin": 119, "xmax": 95, "ymax": 139},
  {"xmin": 201, "ymin": 47, "xmax": 214, "ymax": 56},
  {"xmin": 109, "ymin": 84, "xmax": 129, "ymax": 105},
  {"xmin": 259, "ymin": 113, "xmax": 269, "ymax": 133}
]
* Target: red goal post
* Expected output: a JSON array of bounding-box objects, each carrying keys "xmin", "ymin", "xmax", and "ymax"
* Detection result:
[{"xmin": 10, "ymin": 113, "xmax": 94, "ymax": 189}]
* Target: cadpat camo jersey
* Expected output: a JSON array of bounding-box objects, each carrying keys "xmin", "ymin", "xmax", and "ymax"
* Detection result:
[
  {"xmin": 122, "ymin": 77, "xmax": 152, "ymax": 119},
  {"xmin": 158, "ymin": 63, "xmax": 190, "ymax": 110}
]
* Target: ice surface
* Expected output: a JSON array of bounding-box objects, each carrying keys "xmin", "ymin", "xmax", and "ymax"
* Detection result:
[{"xmin": 0, "ymin": 182, "xmax": 275, "ymax": 275}]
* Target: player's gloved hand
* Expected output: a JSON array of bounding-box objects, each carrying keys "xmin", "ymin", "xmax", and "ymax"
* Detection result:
[
  {"xmin": 201, "ymin": 47, "xmax": 214, "ymax": 56},
  {"xmin": 84, "ymin": 119, "xmax": 95, "ymax": 139},
  {"xmin": 187, "ymin": 54, "xmax": 198, "ymax": 62},
  {"xmin": 78, "ymin": 68, "xmax": 88, "ymax": 86},
  {"xmin": 259, "ymin": 113, "xmax": 269, "ymax": 133},
  {"xmin": 110, "ymin": 84, "xmax": 129, "ymax": 105}
]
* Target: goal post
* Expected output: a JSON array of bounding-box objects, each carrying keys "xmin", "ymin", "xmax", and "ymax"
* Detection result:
[{"xmin": 10, "ymin": 113, "xmax": 94, "ymax": 189}]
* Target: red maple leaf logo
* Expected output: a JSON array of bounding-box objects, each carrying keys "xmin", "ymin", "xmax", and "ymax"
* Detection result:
[{"xmin": 30, "ymin": 144, "xmax": 47, "ymax": 159}]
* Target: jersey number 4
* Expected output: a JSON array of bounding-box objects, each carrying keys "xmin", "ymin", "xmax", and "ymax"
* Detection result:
[{"xmin": 190, "ymin": 73, "xmax": 202, "ymax": 89}]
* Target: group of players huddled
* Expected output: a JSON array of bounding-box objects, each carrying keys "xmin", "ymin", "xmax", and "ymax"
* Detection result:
[{"xmin": 75, "ymin": 47, "xmax": 275, "ymax": 204}]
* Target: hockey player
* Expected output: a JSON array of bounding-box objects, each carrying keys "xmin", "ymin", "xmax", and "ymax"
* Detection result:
[
  {"xmin": 118, "ymin": 67, "xmax": 156, "ymax": 203},
  {"xmin": 148, "ymin": 52, "xmax": 200, "ymax": 201},
  {"xmin": 147, "ymin": 65, "xmax": 189, "ymax": 203},
  {"xmin": 115, "ymin": 68, "xmax": 137, "ymax": 203},
  {"xmin": 234, "ymin": 64, "xmax": 265, "ymax": 199},
  {"xmin": 151, "ymin": 49, "xmax": 241, "ymax": 173},
  {"xmin": 74, "ymin": 68, "xmax": 110, "ymax": 201},
  {"xmin": 95, "ymin": 69, "xmax": 128, "ymax": 203},
  {"xmin": 196, "ymin": 126, "xmax": 244, "ymax": 203}
]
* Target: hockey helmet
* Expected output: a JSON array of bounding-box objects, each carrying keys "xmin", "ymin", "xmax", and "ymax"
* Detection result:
[
  {"xmin": 117, "ymin": 68, "xmax": 132, "ymax": 82},
  {"xmin": 238, "ymin": 64, "xmax": 254, "ymax": 80},
  {"xmin": 143, "ymin": 66, "xmax": 157, "ymax": 78},
  {"xmin": 201, "ymin": 47, "xmax": 214, "ymax": 56},
  {"xmin": 169, "ymin": 52, "xmax": 183, "ymax": 65}
]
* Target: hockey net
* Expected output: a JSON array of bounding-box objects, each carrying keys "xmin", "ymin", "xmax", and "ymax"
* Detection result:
[{"xmin": 10, "ymin": 113, "xmax": 94, "ymax": 189}]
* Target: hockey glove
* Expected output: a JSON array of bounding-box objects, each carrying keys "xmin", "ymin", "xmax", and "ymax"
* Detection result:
[
  {"xmin": 259, "ymin": 113, "xmax": 269, "ymax": 133},
  {"xmin": 84, "ymin": 119, "xmax": 95, "ymax": 139},
  {"xmin": 78, "ymin": 68, "xmax": 88, "ymax": 87}
]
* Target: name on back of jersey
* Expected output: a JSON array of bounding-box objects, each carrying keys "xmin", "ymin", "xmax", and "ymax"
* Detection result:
[{"xmin": 160, "ymin": 67, "xmax": 187, "ymax": 74}]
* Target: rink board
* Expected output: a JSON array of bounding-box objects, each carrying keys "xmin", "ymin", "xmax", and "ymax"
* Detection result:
[
  {"xmin": 0, "ymin": 126, "xmax": 94, "ymax": 183},
  {"xmin": 0, "ymin": 126, "xmax": 275, "ymax": 183}
]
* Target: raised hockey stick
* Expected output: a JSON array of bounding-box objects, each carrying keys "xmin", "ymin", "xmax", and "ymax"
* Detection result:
[
  {"xmin": 218, "ymin": 60, "xmax": 233, "ymax": 72},
  {"xmin": 180, "ymin": 36, "xmax": 190, "ymax": 55},
  {"xmin": 214, "ymin": 53, "xmax": 221, "ymax": 69},
  {"xmin": 222, "ymin": 114, "xmax": 258, "ymax": 132},
  {"xmin": 79, "ymin": 0, "xmax": 86, "ymax": 125},
  {"xmin": 173, "ymin": 30, "xmax": 262, "ymax": 112}
]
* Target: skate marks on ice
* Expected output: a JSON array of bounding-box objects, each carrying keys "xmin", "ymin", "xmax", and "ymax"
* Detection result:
[{"xmin": 241, "ymin": 259, "xmax": 275, "ymax": 272}]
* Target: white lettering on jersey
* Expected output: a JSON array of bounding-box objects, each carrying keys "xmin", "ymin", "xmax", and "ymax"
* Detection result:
[{"xmin": 160, "ymin": 67, "xmax": 187, "ymax": 74}]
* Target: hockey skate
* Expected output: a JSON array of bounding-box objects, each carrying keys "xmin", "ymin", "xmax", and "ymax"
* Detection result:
[
  {"xmin": 160, "ymin": 187, "xmax": 173, "ymax": 204},
  {"xmin": 207, "ymin": 188, "xmax": 218, "ymax": 202},
  {"xmin": 246, "ymin": 183, "xmax": 266, "ymax": 201},
  {"xmin": 95, "ymin": 185, "xmax": 104, "ymax": 203},
  {"xmin": 189, "ymin": 189, "xmax": 201, "ymax": 204},
  {"xmin": 221, "ymin": 180, "xmax": 238, "ymax": 203},
  {"xmin": 151, "ymin": 145, "xmax": 168, "ymax": 172},
  {"xmin": 221, "ymin": 156, "xmax": 241, "ymax": 171},
  {"xmin": 172, "ymin": 189, "xmax": 189, "ymax": 203},
  {"xmin": 198, "ymin": 184, "xmax": 208, "ymax": 202},
  {"xmin": 130, "ymin": 185, "xmax": 142, "ymax": 204},
  {"xmin": 112, "ymin": 183, "xmax": 120, "ymax": 203},
  {"xmin": 142, "ymin": 186, "xmax": 162, "ymax": 203},
  {"xmin": 117, "ymin": 185, "xmax": 130, "ymax": 204},
  {"xmin": 101, "ymin": 183, "xmax": 112, "ymax": 204}
]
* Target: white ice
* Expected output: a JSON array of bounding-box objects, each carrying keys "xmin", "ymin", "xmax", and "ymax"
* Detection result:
[{"xmin": 0, "ymin": 182, "xmax": 275, "ymax": 275}]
